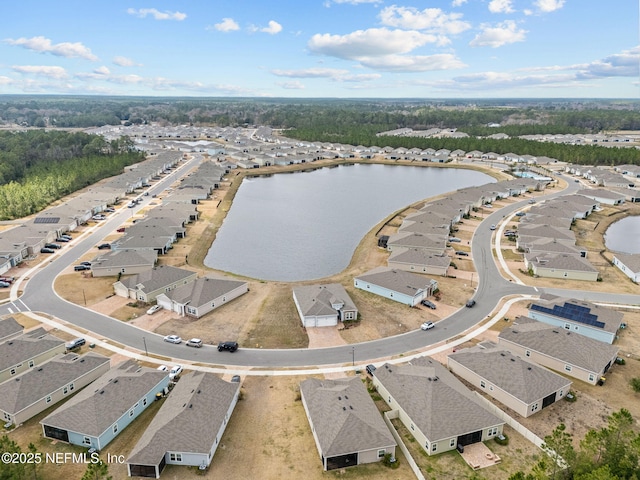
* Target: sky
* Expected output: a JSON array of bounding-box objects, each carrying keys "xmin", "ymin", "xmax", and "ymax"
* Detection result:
[{"xmin": 1, "ymin": 0, "xmax": 638, "ymax": 98}]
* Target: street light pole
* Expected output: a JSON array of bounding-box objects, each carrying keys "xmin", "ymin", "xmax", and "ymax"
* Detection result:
[
  {"xmin": 142, "ymin": 337, "xmax": 148, "ymax": 357},
  {"xmin": 352, "ymin": 347, "xmax": 355, "ymax": 367}
]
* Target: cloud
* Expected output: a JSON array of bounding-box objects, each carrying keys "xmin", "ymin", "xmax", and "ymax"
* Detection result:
[
  {"xmin": 533, "ymin": 0, "xmax": 565, "ymax": 13},
  {"xmin": 470, "ymin": 20, "xmax": 527, "ymax": 47},
  {"xmin": 277, "ymin": 81, "xmax": 305, "ymax": 89},
  {"xmin": 574, "ymin": 46, "xmax": 640, "ymax": 79},
  {"xmin": 339, "ymin": 73, "xmax": 382, "ymax": 82},
  {"xmin": 378, "ymin": 5, "xmax": 471, "ymax": 35},
  {"xmin": 12, "ymin": 65, "xmax": 68, "ymax": 79},
  {"xmin": 0, "ymin": 76, "xmax": 13, "ymax": 86},
  {"xmin": 4, "ymin": 36, "xmax": 98, "ymax": 61},
  {"xmin": 271, "ymin": 68, "xmax": 349, "ymax": 78},
  {"xmin": 488, "ymin": 0, "xmax": 515, "ymax": 13},
  {"xmin": 113, "ymin": 56, "xmax": 141, "ymax": 67},
  {"xmin": 210, "ymin": 18, "xmax": 240, "ymax": 32},
  {"xmin": 261, "ymin": 20, "xmax": 283, "ymax": 34},
  {"xmin": 308, "ymin": 28, "xmax": 438, "ymax": 59},
  {"xmin": 429, "ymin": 71, "xmax": 581, "ymax": 91},
  {"xmin": 126, "ymin": 8, "xmax": 187, "ymax": 21},
  {"xmin": 325, "ymin": 0, "xmax": 382, "ymax": 5},
  {"xmin": 93, "ymin": 66, "xmax": 111, "ymax": 76},
  {"xmin": 357, "ymin": 53, "xmax": 466, "ymax": 72},
  {"xmin": 451, "ymin": 0, "xmax": 468, "ymax": 6}
]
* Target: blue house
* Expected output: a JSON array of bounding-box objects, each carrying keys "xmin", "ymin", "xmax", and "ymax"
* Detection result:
[
  {"xmin": 354, "ymin": 266, "xmax": 438, "ymax": 307},
  {"xmin": 41, "ymin": 360, "xmax": 170, "ymax": 451}
]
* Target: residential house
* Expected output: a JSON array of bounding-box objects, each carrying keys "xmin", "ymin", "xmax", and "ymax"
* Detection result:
[
  {"xmin": 498, "ymin": 317, "xmax": 619, "ymax": 385},
  {"xmin": 292, "ymin": 284, "xmax": 358, "ymax": 328},
  {"xmin": 0, "ymin": 317, "xmax": 23, "ymax": 344},
  {"xmin": 386, "ymin": 232, "xmax": 447, "ymax": 255},
  {"xmin": 354, "ymin": 267, "xmax": 438, "ymax": 307},
  {"xmin": 127, "ymin": 372, "xmax": 240, "ymax": 478},
  {"xmin": 91, "ymin": 250, "xmax": 158, "ymax": 277},
  {"xmin": 300, "ymin": 377, "xmax": 396, "ymax": 471},
  {"xmin": 156, "ymin": 276, "xmax": 249, "ymax": 318},
  {"xmin": 41, "ymin": 360, "xmax": 170, "ymax": 450},
  {"xmin": 372, "ymin": 357, "xmax": 504, "ymax": 455},
  {"xmin": 0, "ymin": 328, "xmax": 66, "ymax": 384},
  {"xmin": 387, "ymin": 249, "xmax": 451, "ymax": 276},
  {"xmin": 576, "ymin": 188, "xmax": 625, "ymax": 206},
  {"xmin": 113, "ymin": 266, "xmax": 197, "ymax": 303},
  {"xmin": 524, "ymin": 253, "xmax": 599, "ymax": 282},
  {"xmin": 613, "ymin": 253, "xmax": 640, "ymax": 283},
  {"xmin": 448, "ymin": 345, "xmax": 572, "ymax": 418},
  {"xmin": 0, "ymin": 352, "xmax": 110, "ymax": 426}
]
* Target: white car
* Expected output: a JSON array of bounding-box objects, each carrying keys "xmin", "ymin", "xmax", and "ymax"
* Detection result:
[
  {"xmin": 156, "ymin": 365, "xmax": 168, "ymax": 372},
  {"xmin": 163, "ymin": 335, "xmax": 182, "ymax": 344},
  {"xmin": 421, "ymin": 321, "xmax": 435, "ymax": 331},
  {"xmin": 147, "ymin": 304, "xmax": 162, "ymax": 315},
  {"xmin": 92, "ymin": 214, "xmax": 106, "ymax": 221},
  {"xmin": 169, "ymin": 365, "xmax": 183, "ymax": 380}
]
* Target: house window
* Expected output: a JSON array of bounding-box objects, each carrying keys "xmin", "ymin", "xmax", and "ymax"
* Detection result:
[
  {"xmin": 223, "ymin": 296, "xmax": 226, "ymax": 302},
  {"xmin": 531, "ymin": 403, "xmax": 539, "ymax": 412},
  {"xmin": 134, "ymin": 402, "xmax": 139, "ymax": 409},
  {"xmin": 142, "ymin": 398, "xmax": 147, "ymax": 406},
  {"xmin": 112, "ymin": 424, "xmax": 118, "ymax": 434},
  {"xmin": 63, "ymin": 386, "xmax": 68, "ymax": 395},
  {"xmin": 431, "ymin": 443, "xmax": 437, "ymax": 452},
  {"xmin": 344, "ymin": 311, "xmax": 355, "ymax": 320},
  {"xmin": 525, "ymin": 350, "xmax": 531, "ymax": 357},
  {"xmin": 410, "ymin": 423, "xmax": 414, "ymax": 431},
  {"xmin": 3, "ymin": 413, "xmax": 11, "ymax": 421},
  {"xmin": 69, "ymin": 383, "xmax": 74, "ymax": 392},
  {"xmin": 480, "ymin": 380, "xmax": 486, "ymax": 388},
  {"xmin": 565, "ymin": 365, "xmax": 572, "ymax": 372},
  {"xmin": 450, "ymin": 439, "xmax": 456, "ymax": 447},
  {"xmin": 186, "ymin": 306, "xmax": 197, "ymax": 315},
  {"xmin": 564, "ymin": 323, "xmax": 571, "ymax": 330},
  {"xmin": 129, "ymin": 409, "xmax": 134, "ymax": 417},
  {"xmin": 10, "ymin": 368, "xmax": 16, "ymax": 375},
  {"xmin": 45, "ymin": 396, "xmax": 52, "ymax": 404},
  {"xmin": 588, "ymin": 374, "xmax": 595, "ymax": 382},
  {"xmin": 487, "ymin": 427, "xmax": 498, "ymax": 437},
  {"xmin": 170, "ymin": 453, "xmax": 182, "ymax": 462},
  {"xmin": 83, "ymin": 437, "xmax": 91, "ymax": 445},
  {"xmin": 377, "ymin": 449, "xmax": 386, "ymax": 458},
  {"xmin": 211, "ymin": 302, "xmax": 215, "ymax": 308},
  {"xmin": 28, "ymin": 360, "xmax": 34, "ymax": 368},
  {"xmin": 559, "ymin": 390, "xmax": 564, "ymax": 398}
]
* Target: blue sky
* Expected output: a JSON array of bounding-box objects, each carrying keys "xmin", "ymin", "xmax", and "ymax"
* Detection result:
[{"xmin": 1, "ymin": 0, "xmax": 638, "ymax": 98}]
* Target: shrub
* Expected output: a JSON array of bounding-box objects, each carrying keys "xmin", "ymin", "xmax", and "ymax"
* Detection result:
[
  {"xmin": 495, "ymin": 434, "xmax": 509, "ymax": 446},
  {"xmin": 630, "ymin": 378, "xmax": 640, "ymax": 393},
  {"xmin": 382, "ymin": 453, "xmax": 400, "ymax": 469}
]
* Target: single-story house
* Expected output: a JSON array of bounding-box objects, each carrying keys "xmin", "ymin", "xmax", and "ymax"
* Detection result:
[
  {"xmin": 0, "ymin": 328, "xmax": 66, "ymax": 384},
  {"xmin": 0, "ymin": 352, "xmax": 110, "ymax": 426},
  {"xmin": 498, "ymin": 316, "xmax": 619, "ymax": 385},
  {"xmin": 300, "ymin": 377, "xmax": 396, "ymax": 471},
  {"xmin": 91, "ymin": 250, "xmax": 158, "ymax": 277},
  {"xmin": 292, "ymin": 284, "xmax": 358, "ymax": 328},
  {"xmin": 576, "ymin": 188, "xmax": 625, "ymax": 206},
  {"xmin": 372, "ymin": 357, "xmax": 504, "ymax": 456},
  {"xmin": 41, "ymin": 360, "xmax": 170, "ymax": 450},
  {"xmin": 448, "ymin": 345, "xmax": 572, "ymax": 418},
  {"xmin": 0, "ymin": 317, "xmax": 24, "ymax": 344},
  {"xmin": 524, "ymin": 253, "xmax": 599, "ymax": 282},
  {"xmin": 528, "ymin": 294, "xmax": 623, "ymax": 344},
  {"xmin": 127, "ymin": 372, "xmax": 240, "ymax": 478},
  {"xmin": 612, "ymin": 253, "xmax": 640, "ymax": 283},
  {"xmin": 113, "ymin": 266, "xmax": 198, "ymax": 303},
  {"xmin": 387, "ymin": 248, "xmax": 451, "ymax": 277},
  {"xmin": 156, "ymin": 276, "xmax": 249, "ymax": 318},
  {"xmin": 386, "ymin": 231, "xmax": 447, "ymax": 255},
  {"xmin": 354, "ymin": 267, "xmax": 438, "ymax": 307}
]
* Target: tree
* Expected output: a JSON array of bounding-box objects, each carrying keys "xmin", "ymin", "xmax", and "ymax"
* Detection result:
[
  {"xmin": 542, "ymin": 423, "xmax": 576, "ymax": 480},
  {"xmin": 81, "ymin": 459, "xmax": 112, "ymax": 480}
]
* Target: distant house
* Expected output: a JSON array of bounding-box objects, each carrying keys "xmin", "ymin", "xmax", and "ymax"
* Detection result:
[
  {"xmin": 156, "ymin": 276, "xmax": 249, "ymax": 318},
  {"xmin": 612, "ymin": 253, "xmax": 640, "ymax": 283},
  {"xmin": 448, "ymin": 345, "xmax": 572, "ymax": 418},
  {"xmin": 524, "ymin": 253, "xmax": 599, "ymax": 282},
  {"xmin": 90, "ymin": 250, "xmax": 158, "ymax": 277},
  {"xmin": 354, "ymin": 267, "xmax": 438, "ymax": 307},
  {"xmin": 300, "ymin": 377, "xmax": 396, "ymax": 471},
  {"xmin": 0, "ymin": 317, "xmax": 24, "ymax": 344},
  {"xmin": 0, "ymin": 352, "xmax": 110, "ymax": 426},
  {"xmin": 528, "ymin": 294, "xmax": 623, "ymax": 344},
  {"xmin": 41, "ymin": 360, "xmax": 170, "ymax": 450},
  {"xmin": 387, "ymin": 248, "xmax": 451, "ymax": 276},
  {"xmin": 113, "ymin": 266, "xmax": 197, "ymax": 303},
  {"xmin": 0, "ymin": 328, "xmax": 66, "ymax": 384},
  {"xmin": 372, "ymin": 357, "xmax": 504, "ymax": 456},
  {"xmin": 127, "ymin": 372, "xmax": 240, "ymax": 478},
  {"xmin": 498, "ymin": 316, "xmax": 619, "ymax": 385},
  {"xmin": 576, "ymin": 188, "xmax": 625, "ymax": 206},
  {"xmin": 292, "ymin": 284, "xmax": 358, "ymax": 328}
]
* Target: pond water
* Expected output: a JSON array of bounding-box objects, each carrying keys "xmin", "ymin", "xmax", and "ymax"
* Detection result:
[
  {"xmin": 604, "ymin": 216, "xmax": 640, "ymax": 254},
  {"xmin": 204, "ymin": 164, "xmax": 494, "ymax": 281}
]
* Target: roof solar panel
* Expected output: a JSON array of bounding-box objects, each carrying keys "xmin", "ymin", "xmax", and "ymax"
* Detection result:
[
  {"xmin": 33, "ymin": 217, "xmax": 60, "ymax": 224},
  {"xmin": 530, "ymin": 302, "xmax": 605, "ymax": 329}
]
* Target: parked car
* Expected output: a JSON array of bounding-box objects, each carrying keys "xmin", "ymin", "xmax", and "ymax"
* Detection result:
[
  {"xmin": 74, "ymin": 265, "xmax": 91, "ymax": 271},
  {"xmin": 421, "ymin": 321, "xmax": 435, "ymax": 330},
  {"xmin": 169, "ymin": 365, "xmax": 183, "ymax": 380},
  {"xmin": 44, "ymin": 243, "xmax": 61, "ymax": 249},
  {"xmin": 163, "ymin": 335, "xmax": 182, "ymax": 344},
  {"xmin": 421, "ymin": 300, "xmax": 437, "ymax": 309},
  {"xmin": 366, "ymin": 364, "xmax": 377, "ymax": 376},
  {"xmin": 146, "ymin": 305, "xmax": 162, "ymax": 315},
  {"xmin": 80, "ymin": 261, "xmax": 92, "ymax": 267},
  {"xmin": 66, "ymin": 338, "xmax": 86, "ymax": 350},
  {"xmin": 156, "ymin": 365, "xmax": 168, "ymax": 372},
  {"xmin": 455, "ymin": 251, "xmax": 469, "ymax": 256},
  {"xmin": 96, "ymin": 243, "xmax": 111, "ymax": 250},
  {"xmin": 60, "ymin": 234, "xmax": 73, "ymax": 241},
  {"xmin": 186, "ymin": 338, "xmax": 203, "ymax": 348},
  {"xmin": 116, "ymin": 227, "xmax": 126, "ymax": 233},
  {"xmin": 127, "ymin": 202, "xmax": 136, "ymax": 208},
  {"xmin": 490, "ymin": 224, "xmax": 496, "ymax": 231},
  {"xmin": 92, "ymin": 214, "xmax": 106, "ymax": 221},
  {"xmin": 0, "ymin": 282, "xmax": 10, "ymax": 288},
  {"xmin": 0, "ymin": 277, "xmax": 14, "ymax": 284},
  {"xmin": 504, "ymin": 230, "xmax": 516, "ymax": 236},
  {"xmin": 528, "ymin": 199, "xmax": 536, "ymax": 204},
  {"xmin": 448, "ymin": 237, "xmax": 462, "ymax": 243},
  {"xmin": 56, "ymin": 237, "xmax": 70, "ymax": 242},
  {"xmin": 40, "ymin": 248, "xmax": 55, "ymax": 254},
  {"xmin": 218, "ymin": 341, "xmax": 238, "ymax": 352},
  {"xmin": 231, "ymin": 375, "xmax": 241, "ymax": 383},
  {"xmin": 515, "ymin": 212, "xmax": 526, "ymax": 217},
  {"xmin": 103, "ymin": 207, "xmax": 115, "ymax": 213},
  {"xmin": 465, "ymin": 299, "xmax": 476, "ymax": 308}
]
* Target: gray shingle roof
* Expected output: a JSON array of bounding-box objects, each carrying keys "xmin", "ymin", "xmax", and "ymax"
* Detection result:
[
  {"xmin": 0, "ymin": 352, "xmax": 109, "ymax": 415},
  {"xmin": 355, "ymin": 267, "xmax": 434, "ymax": 297},
  {"xmin": 127, "ymin": 372, "xmax": 239, "ymax": 466},
  {"xmin": 614, "ymin": 253, "xmax": 640, "ymax": 273},
  {"xmin": 293, "ymin": 284, "xmax": 357, "ymax": 317},
  {"xmin": 119, "ymin": 265, "xmax": 196, "ymax": 294},
  {"xmin": 531, "ymin": 294, "xmax": 622, "ymax": 333},
  {"xmin": 300, "ymin": 377, "xmax": 396, "ymax": 457},
  {"xmin": 0, "ymin": 317, "xmax": 23, "ymax": 342},
  {"xmin": 388, "ymin": 248, "xmax": 451, "ymax": 268},
  {"xmin": 526, "ymin": 252, "xmax": 599, "ymax": 273},
  {"xmin": 91, "ymin": 249, "xmax": 158, "ymax": 270},
  {"xmin": 0, "ymin": 328, "xmax": 64, "ymax": 371},
  {"xmin": 449, "ymin": 348, "xmax": 572, "ymax": 404},
  {"xmin": 374, "ymin": 357, "xmax": 503, "ymax": 442},
  {"xmin": 164, "ymin": 276, "xmax": 247, "ymax": 308},
  {"xmin": 387, "ymin": 232, "xmax": 447, "ymax": 250},
  {"xmin": 498, "ymin": 317, "xmax": 619, "ymax": 372},
  {"xmin": 41, "ymin": 360, "xmax": 168, "ymax": 437}
]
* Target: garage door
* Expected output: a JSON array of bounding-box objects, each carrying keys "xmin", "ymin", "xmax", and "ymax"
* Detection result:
[{"xmin": 325, "ymin": 453, "xmax": 358, "ymax": 470}]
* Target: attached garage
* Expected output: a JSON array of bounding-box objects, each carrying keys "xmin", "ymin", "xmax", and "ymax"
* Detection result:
[{"xmin": 325, "ymin": 453, "xmax": 358, "ymax": 471}]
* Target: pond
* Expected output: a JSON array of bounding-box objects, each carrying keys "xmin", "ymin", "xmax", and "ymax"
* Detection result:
[
  {"xmin": 204, "ymin": 164, "xmax": 494, "ymax": 281},
  {"xmin": 604, "ymin": 216, "xmax": 640, "ymax": 254}
]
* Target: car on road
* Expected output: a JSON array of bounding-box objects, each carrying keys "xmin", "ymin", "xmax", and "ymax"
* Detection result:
[
  {"xmin": 455, "ymin": 251, "xmax": 469, "ymax": 256},
  {"xmin": 44, "ymin": 243, "xmax": 61, "ymax": 249},
  {"xmin": 163, "ymin": 335, "xmax": 182, "ymax": 344},
  {"xmin": 421, "ymin": 299, "xmax": 437, "ymax": 309},
  {"xmin": 528, "ymin": 199, "xmax": 536, "ymax": 204},
  {"xmin": 156, "ymin": 365, "xmax": 168, "ymax": 372},
  {"xmin": 66, "ymin": 338, "xmax": 86, "ymax": 350},
  {"xmin": 186, "ymin": 338, "xmax": 203, "ymax": 348},
  {"xmin": 92, "ymin": 214, "xmax": 106, "ymax": 221},
  {"xmin": 116, "ymin": 227, "xmax": 126, "ymax": 232},
  {"xmin": 218, "ymin": 341, "xmax": 238, "ymax": 352},
  {"xmin": 146, "ymin": 305, "xmax": 162, "ymax": 315},
  {"xmin": 515, "ymin": 212, "xmax": 526, "ymax": 217},
  {"xmin": 465, "ymin": 299, "xmax": 476, "ymax": 308},
  {"xmin": 448, "ymin": 237, "xmax": 461, "ymax": 243},
  {"xmin": 74, "ymin": 265, "xmax": 91, "ymax": 271},
  {"xmin": 169, "ymin": 365, "xmax": 183, "ymax": 380},
  {"xmin": 421, "ymin": 321, "xmax": 435, "ymax": 330},
  {"xmin": 490, "ymin": 224, "xmax": 496, "ymax": 230},
  {"xmin": 40, "ymin": 248, "xmax": 55, "ymax": 254},
  {"xmin": 366, "ymin": 364, "xmax": 377, "ymax": 376},
  {"xmin": 96, "ymin": 243, "xmax": 111, "ymax": 250}
]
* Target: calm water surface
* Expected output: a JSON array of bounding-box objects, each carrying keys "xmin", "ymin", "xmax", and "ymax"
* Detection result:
[
  {"xmin": 205, "ymin": 164, "xmax": 494, "ymax": 281},
  {"xmin": 604, "ymin": 216, "xmax": 640, "ymax": 254}
]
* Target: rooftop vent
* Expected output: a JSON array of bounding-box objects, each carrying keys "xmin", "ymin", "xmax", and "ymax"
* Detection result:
[
  {"xmin": 511, "ymin": 358, "xmax": 516, "ymax": 362},
  {"xmin": 342, "ymin": 407, "xmax": 346, "ymax": 411}
]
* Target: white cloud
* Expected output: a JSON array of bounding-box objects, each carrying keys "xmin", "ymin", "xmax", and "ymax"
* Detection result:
[
  {"xmin": 126, "ymin": 8, "xmax": 187, "ymax": 21},
  {"xmin": 261, "ymin": 20, "xmax": 283, "ymax": 35},
  {"xmin": 533, "ymin": 0, "xmax": 565, "ymax": 13},
  {"xmin": 4, "ymin": 36, "xmax": 98, "ymax": 61},
  {"xmin": 211, "ymin": 18, "xmax": 240, "ymax": 32},
  {"xmin": 277, "ymin": 81, "xmax": 305, "ymax": 89},
  {"xmin": 113, "ymin": 56, "xmax": 141, "ymax": 67},
  {"xmin": 0, "ymin": 76, "xmax": 13, "ymax": 86},
  {"xmin": 271, "ymin": 68, "xmax": 349, "ymax": 78},
  {"xmin": 452, "ymin": 0, "xmax": 468, "ymax": 6},
  {"xmin": 339, "ymin": 73, "xmax": 382, "ymax": 82},
  {"xmin": 574, "ymin": 46, "xmax": 640, "ymax": 79},
  {"xmin": 470, "ymin": 20, "xmax": 527, "ymax": 47},
  {"xmin": 378, "ymin": 6, "xmax": 471, "ymax": 35},
  {"xmin": 308, "ymin": 28, "xmax": 438, "ymax": 59},
  {"xmin": 430, "ymin": 71, "xmax": 581, "ymax": 91},
  {"xmin": 93, "ymin": 66, "xmax": 110, "ymax": 76},
  {"xmin": 357, "ymin": 53, "xmax": 466, "ymax": 72},
  {"xmin": 325, "ymin": 0, "xmax": 382, "ymax": 6},
  {"xmin": 488, "ymin": 0, "xmax": 515, "ymax": 13},
  {"xmin": 12, "ymin": 65, "xmax": 68, "ymax": 79}
]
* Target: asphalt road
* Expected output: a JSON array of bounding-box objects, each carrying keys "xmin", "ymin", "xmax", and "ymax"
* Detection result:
[{"xmin": 2, "ymin": 169, "xmax": 639, "ymax": 368}]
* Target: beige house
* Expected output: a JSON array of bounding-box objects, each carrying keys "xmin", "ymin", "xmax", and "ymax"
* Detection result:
[
  {"xmin": 113, "ymin": 265, "xmax": 197, "ymax": 303},
  {"xmin": 387, "ymin": 248, "xmax": 450, "ymax": 276},
  {"xmin": 498, "ymin": 317, "xmax": 619, "ymax": 385},
  {"xmin": 524, "ymin": 253, "xmax": 599, "ymax": 281},
  {"xmin": 300, "ymin": 377, "xmax": 396, "ymax": 471},
  {"xmin": 372, "ymin": 357, "xmax": 504, "ymax": 456},
  {"xmin": 292, "ymin": 284, "xmax": 358, "ymax": 328},
  {"xmin": 0, "ymin": 352, "xmax": 110, "ymax": 426},
  {"xmin": 90, "ymin": 250, "xmax": 158, "ymax": 277},
  {"xmin": 0, "ymin": 328, "xmax": 66, "ymax": 384},
  {"xmin": 448, "ymin": 345, "xmax": 572, "ymax": 418}
]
